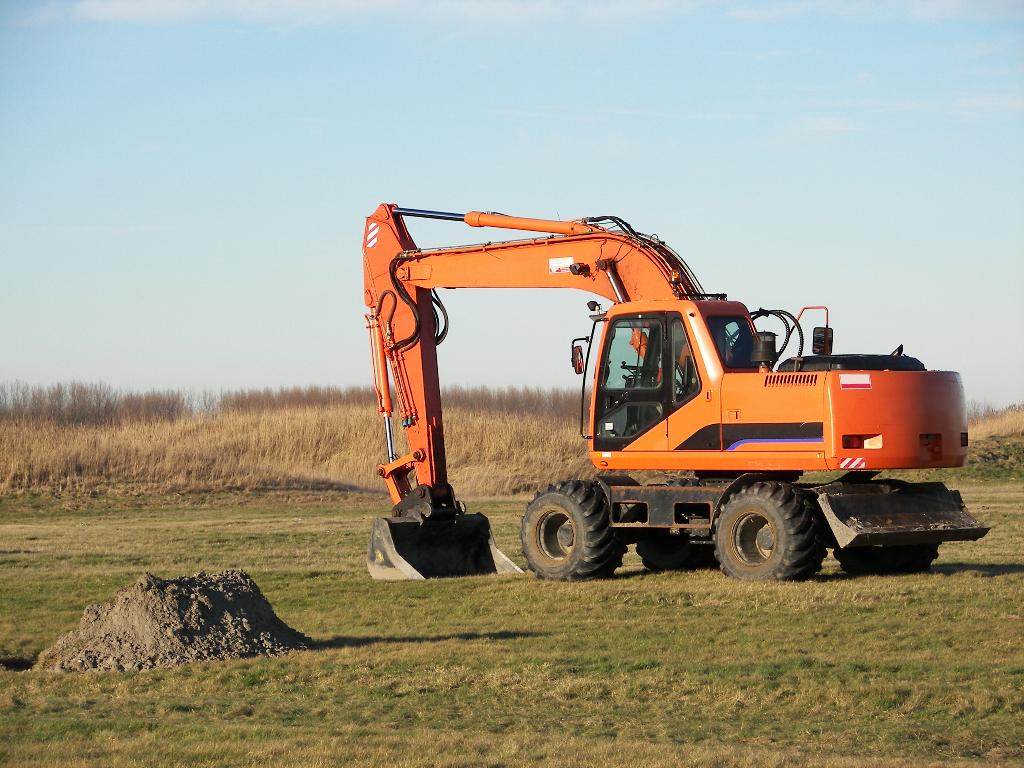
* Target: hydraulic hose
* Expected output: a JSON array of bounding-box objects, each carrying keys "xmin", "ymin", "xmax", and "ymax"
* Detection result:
[
  {"xmin": 585, "ymin": 214, "xmax": 705, "ymax": 297},
  {"xmin": 389, "ymin": 257, "xmax": 420, "ymax": 353},
  {"xmin": 375, "ymin": 290, "xmax": 397, "ymax": 330},
  {"xmin": 776, "ymin": 309, "xmax": 804, "ymax": 357},
  {"xmin": 752, "ymin": 308, "xmax": 802, "ymax": 364},
  {"xmin": 388, "ymin": 259, "xmax": 450, "ymax": 352},
  {"xmin": 432, "ymin": 290, "xmax": 449, "ymax": 346}
]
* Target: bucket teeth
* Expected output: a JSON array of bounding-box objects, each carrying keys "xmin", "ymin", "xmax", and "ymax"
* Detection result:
[{"xmin": 366, "ymin": 513, "xmax": 523, "ymax": 581}]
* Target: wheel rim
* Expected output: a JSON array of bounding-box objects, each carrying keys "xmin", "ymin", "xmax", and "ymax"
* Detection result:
[
  {"xmin": 537, "ymin": 507, "xmax": 575, "ymax": 561},
  {"xmin": 732, "ymin": 510, "xmax": 776, "ymax": 565}
]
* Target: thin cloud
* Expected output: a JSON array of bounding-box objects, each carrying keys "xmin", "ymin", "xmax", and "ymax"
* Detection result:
[
  {"xmin": 795, "ymin": 116, "xmax": 862, "ymax": 134},
  {"xmin": 904, "ymin": 0, "xmax": 1024, "ymax": 20},
  {"xmin": 581, "ymin": 0, "xmax": 705, "ymax": 22},
  {"xmin": 955, "ymin": 34, "xmax": 1024, "ymax": 60},
  {"xmin": 17, "ymin": 0, "xmax": 1024, "ymax": 24},
  {"xmin": 70, "ymin": 0, "xmax": 563, "ymax": 23},
  {"xmin": 729, "ymin": 3, "xmax": 807, "ymax": 21},
  {"xmin": 729, "ymin": 1, "xmax": 871, "ymax": 21},
  {"xmin": 729, "ymin": 0, "xmax": 1024, "ymax": 21},
  {"xmin": 951, "ymin": 93, "xmax": 1024, "ymax": 118}
]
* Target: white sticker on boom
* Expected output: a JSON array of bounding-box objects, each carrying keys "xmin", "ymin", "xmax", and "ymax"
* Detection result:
[
  {"xmin": 549, "ymin": 256, "xmax": 574, "ymax": 274},
  {"xmin": 601, "ymin": 452, "xmax": 612, "ymax": 458}
]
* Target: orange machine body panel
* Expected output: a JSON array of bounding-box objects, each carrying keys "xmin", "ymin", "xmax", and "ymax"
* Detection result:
[{"xmin": 587, "ymin": 302, "xmax": 967, "ymax": 474}]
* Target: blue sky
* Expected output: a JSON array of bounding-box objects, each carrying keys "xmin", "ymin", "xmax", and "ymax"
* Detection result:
[{"xmin": 1, "ymin": 0, "xmax": 1022, "ymax": 406}]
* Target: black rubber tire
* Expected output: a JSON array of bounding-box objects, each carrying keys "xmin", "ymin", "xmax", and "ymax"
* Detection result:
[
  {"xmin": 636, "ymin": 532, "xmax": 692, "ymax": 571},
  {"xmin": 521, "ymin": 480, "xmax": 619, "ymax": 580},
  {"xmin": 835, "ymin": 544, "xmax": 940, "ymax": 575},
  {"xmin": 593, "ymin": 534, "xmax": 627, "ymax": 578},
  {"xmin": 713, "ymin": 482, "xmax": 826, "ymax": 581}
]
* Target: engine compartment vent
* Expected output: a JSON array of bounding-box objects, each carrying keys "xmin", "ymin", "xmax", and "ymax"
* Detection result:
[{"xmin": 765, "ymin": 373, "xmax": 819, "ymax": 387}]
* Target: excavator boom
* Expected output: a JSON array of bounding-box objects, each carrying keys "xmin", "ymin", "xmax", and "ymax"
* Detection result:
[
  {"xmin": 362, "ymin": 204, "xmax": 705, "ymax": 501},
  {"xmin": 361, "ymin": 203, "xmax": 705, "ymax": 579}
]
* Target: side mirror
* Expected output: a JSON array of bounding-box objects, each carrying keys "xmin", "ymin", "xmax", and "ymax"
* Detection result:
[
  {"xmin": 571, "ymin": 344, "xmax": 585, "ymax": 375},
  {"xmin": 812, "ymin": 326, "xmax": 833, "ymax": 356}
]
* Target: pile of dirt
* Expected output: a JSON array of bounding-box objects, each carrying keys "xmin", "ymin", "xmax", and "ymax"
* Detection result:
[{"xmin": 34, "ymin": 570, "xmax": 311, "ymax": 672}]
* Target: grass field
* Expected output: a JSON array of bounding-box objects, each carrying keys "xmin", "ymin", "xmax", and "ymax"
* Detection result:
[{"xmin": 1, "ymin": 484, "xmax": 1022, "ymax": 767}]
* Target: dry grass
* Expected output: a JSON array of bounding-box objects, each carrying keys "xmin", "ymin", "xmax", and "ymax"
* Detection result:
[
  {"xmin": 0, "ymin": 381, "xmax": 578, "ymax": 425},
  {"xmin": 969, "ymin": 404, "xmax": 1024, "ymax": 440},
  {"xmin": 0, "ymin": 381, "xmax": 1020, "ymax": 497},
  {"xmin": 0, "ymin": 404, "xmax": 590, "ymax": 496},
  {"xmin": 0, "ymin": 381, "xmax": 194, "ymax": 425}
]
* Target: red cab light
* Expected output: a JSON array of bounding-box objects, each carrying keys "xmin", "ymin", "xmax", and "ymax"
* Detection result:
[{"xmin": 842, "ymin": 434, "xmax": 883, "ymax": 450}]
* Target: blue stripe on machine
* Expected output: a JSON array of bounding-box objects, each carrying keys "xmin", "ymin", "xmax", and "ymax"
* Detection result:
[{"xmin": 726, "ymin": 437, "xmax": 826, "ymax": 451}]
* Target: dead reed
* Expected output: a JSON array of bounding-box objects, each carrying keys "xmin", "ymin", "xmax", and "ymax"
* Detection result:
[
  {"xmin": 0, "ymin": 382, "xmax": 578, "ymax": 425},
  {"xmin": 0, "ymin": 403, "xmax": 589, "ymax": 496},
  {"xmin": 0, "ymin": 381, "xmax": 1018, "ymax": 496}
]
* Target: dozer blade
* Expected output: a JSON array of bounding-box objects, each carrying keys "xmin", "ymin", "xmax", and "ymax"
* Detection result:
[
  {"xmin": 367, "ymin": 513, "xmax": 523, "ymax": 581},
  {"xmin": 818, "ymin": 482, "xmax": 990, "ymax": 549}
]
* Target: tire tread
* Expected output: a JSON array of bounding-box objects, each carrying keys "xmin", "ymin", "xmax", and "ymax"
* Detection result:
[
  {"xmin": 713, "ymin": 481, "xmax": 826, "ymax": 581},
  {"xmin": 521, "ymin": 479, "xmax": 619, "ymax": 581}
]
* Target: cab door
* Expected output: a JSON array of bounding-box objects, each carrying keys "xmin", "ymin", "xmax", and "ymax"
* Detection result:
[
  {"xmin": 592, "ymin": 314, "xmax": 670, "ymax": 452},
  {"xmin": 665, "ymin": 311, "xmax": 723, "ymax": 453}
]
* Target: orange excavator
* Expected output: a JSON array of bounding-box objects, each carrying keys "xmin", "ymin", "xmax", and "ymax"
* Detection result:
[{"xmin": 362, "ymin": 203, "xmax": 988, "ymax": 581}]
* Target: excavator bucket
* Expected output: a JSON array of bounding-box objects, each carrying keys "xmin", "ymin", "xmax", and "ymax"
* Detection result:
[
  {"xmin": 367, "ymin": 513, "xmax": 523, "ymax": 581},
  {"xmin": 817, "ymin": 482, "xmax": 989, "ymax": 549}
]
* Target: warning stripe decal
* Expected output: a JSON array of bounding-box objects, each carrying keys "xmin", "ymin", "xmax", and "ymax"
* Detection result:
[
  {"xmin": 840, "ymin": 373, "xmax": 872, "ymax": 390},
  {"xmin": 365, "ymin": 222, "xmax": 380, "ymax": 249},
  {"xmin": 839, "ymin": 457, "xmax": 867, "ymax": 470}
]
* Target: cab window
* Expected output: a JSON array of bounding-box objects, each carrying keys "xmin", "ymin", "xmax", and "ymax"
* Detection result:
[
  {"xmin": 707, "ymin": 316, "xmax": 756, "ymax": 369},
  {"xmin": 670, "ymin": 316, "xmax": 701, "ymax": 401},
  {"xmin": 601, "ymin": 319, "xmax": 664, "ymax": 390},
  {"xmin": 595, "ymin": 317, "xmax": 665, "ymax": 445}
]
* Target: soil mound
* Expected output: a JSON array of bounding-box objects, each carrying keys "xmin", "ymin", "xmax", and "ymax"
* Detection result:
[{"xmin": 34, "ymin": 570, "xmax": 311, "ymax": 672}]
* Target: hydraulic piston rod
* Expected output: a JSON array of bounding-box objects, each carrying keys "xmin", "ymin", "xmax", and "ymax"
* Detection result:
[
  {"xmin": 366, "ymin": 313, "xmax": 397, "ymax": 462},
  {"xmin": 393, "ymin": 206, "xmax": 598, "ymax": 236}
]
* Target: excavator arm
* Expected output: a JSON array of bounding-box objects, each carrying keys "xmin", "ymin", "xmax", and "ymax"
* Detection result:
[
  {"xmin": 362, "ymin": 203, "xmax": 705, "ymax": 516},
  {"xmin": 360, "ymin": 203, "xmax": 713, "ymax": 580}
]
